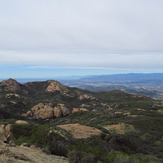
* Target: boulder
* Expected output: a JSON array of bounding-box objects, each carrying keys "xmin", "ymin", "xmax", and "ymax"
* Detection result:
[
  {"xmin": 53, "ymin": 104, "xmax": 70, "ymax": 117},
  {"xmin": 0, "ymin": 124, "xmax": 14, "ymax": 144},
  {"xmin": 34, "ymin": 106, "xmax": 54, "ymax": 119},
  {"xmin": 31, "ymin": 103, "xmax": 45, "ymax": 112},
  {"xmin": 15, "ymin": 120, "xmax": 29, "ymax": 124},
  {"xmin": 54, "ymin": 107, "xmax": 62, "ymax": 117}
]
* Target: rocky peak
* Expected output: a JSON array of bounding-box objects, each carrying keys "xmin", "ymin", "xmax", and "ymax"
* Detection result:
[
  {"xmin": 0, "ymin": 78, "xmax": 22, "ymax": 92},
  {"xmin": 47, "ymin": 80, "xmax": 68, "ymax": 93}
]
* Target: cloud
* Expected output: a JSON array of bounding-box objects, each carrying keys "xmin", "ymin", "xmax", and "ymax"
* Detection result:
[
  {"xmin": 0, "ymin": 0, "xmax": 163, "ymax": 71},
  {"xmin": 0, "ymin": 50, "xmax": 163, "ymax": 69}
]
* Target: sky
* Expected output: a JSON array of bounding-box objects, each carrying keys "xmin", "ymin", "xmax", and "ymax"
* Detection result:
[{"xmin": 0, "ymin": 0, "xmax": 163, "ymax": 78}]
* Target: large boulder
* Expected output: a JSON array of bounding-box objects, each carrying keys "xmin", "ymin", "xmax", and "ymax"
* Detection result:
[
  {"xmin": 0, "ymin": 124, "xmax": 14, "ymax": 144},
  {"xmin": 31, "ymin": 103, "xmax": 45, "ymax": 112},
  {"xmin": 23, "ymin": 103, "xmax": 54, "ymax": 119},
  {"xmin": 53, "ymin": 104, "xmax": 70, "ymax": 117},
  {"xmin": 54, "ymin": 107, "xmax": 62, "ymax": 117},
  {"xmin": 35, "ymin": 107, "xmax": 54, "ymax": 119}
]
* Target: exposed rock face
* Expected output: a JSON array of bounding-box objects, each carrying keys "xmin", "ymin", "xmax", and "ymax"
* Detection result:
[
  {"xmin": 0, "ymin": 124, "xmax": 14, "ymax": 144},
  {"xmin": 22, "ymin": 103, "xmax": 70, "ymax": 119},
  {"xmin": 0, "ymin": 142, "xmax": 68, "ymax": 163},
  {"xmin": 54, "ymin": 104, "xmax": 70, "ymax": 117},
  {"xmin": 35, "ymin": 107, "xmax": 54, "ymax": 119},
  {"xmin": 72, "ymin": 108, "xmax": 89, "ymax": 113},
  {"xmin": 47, "ymin": 80, "xmax": 69, "ymax": 93},
  {"xmin": 31, "ymin": 103, "xmax": 54, "ymax": 119},
  {"xmin": 54, "ymin": 107, "xmax": 62, "ymax": 118},
  {"xmin": 22, "ymin": 103, "xmax": 54, "ymax": 119},
  {"xmin": 0, "ymin": 78, "xmax": 22, "ymax": 92}
]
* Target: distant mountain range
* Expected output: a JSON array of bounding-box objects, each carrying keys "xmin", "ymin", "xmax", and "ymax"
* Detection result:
[
  {"xmin": 1, "ymin": 73, "xmax": 163, "ymax": 99},
  {"xmin": 60, "ymin": 73, "xmax": 163, "ymax": 99}
]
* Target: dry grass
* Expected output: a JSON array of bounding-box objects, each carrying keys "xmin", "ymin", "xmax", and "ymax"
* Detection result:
[
  {"xmin": 103, "ymin": 123, "xmax": 136, "ymax": 134},
  {"xmin": 57, "ymin": 124, "xmax": 102, "ymax": 139}
]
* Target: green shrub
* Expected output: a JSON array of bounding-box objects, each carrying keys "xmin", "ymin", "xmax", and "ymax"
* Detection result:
[
  {"xmin": 13, "ymin": 124, "xmax": 69, "ymax": 156},
  {"xmin": 68, "ymin": 150, "xmax": 97, "ymax": 163},
  {"xmin": 106, "ymin": 151, "xmax": 147, "ymax": 163}
]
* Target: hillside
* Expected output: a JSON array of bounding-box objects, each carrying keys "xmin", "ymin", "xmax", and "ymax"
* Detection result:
[{"xmin": 0, "ymin": 79, "xmax": 163, "ymax": 162}]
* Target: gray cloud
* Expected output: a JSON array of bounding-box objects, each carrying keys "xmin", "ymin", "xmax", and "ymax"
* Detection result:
[{"xmin": 0, "ymin": 0, "xmax": 163, "ymax": 69}]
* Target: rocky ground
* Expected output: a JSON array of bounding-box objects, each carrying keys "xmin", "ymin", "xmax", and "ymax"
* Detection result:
[
  {"xmin": 0, "ymin": 142, "xmax": 68, "ymax": 163},
  {"xmin": 0, "ymin": 124, "xmax": 68, "ymax": 163}
]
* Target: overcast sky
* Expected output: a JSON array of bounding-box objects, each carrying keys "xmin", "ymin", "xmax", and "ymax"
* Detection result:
[{"xmin": 0, "ymin": 0, "xmax": 163, "ymax": 78}]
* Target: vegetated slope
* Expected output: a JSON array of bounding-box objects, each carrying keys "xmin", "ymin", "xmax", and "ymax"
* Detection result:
[{"xmin": 0, "ymin": 78, "xmax": 163, "ymax": 162}]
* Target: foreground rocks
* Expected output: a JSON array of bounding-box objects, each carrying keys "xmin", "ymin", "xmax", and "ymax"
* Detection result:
[
  {"xmin": 0, "ymin": 124, "xmax": 68, "ymax": 163},
  {"xmin": 0, "ymin": 141, "xmax": 68, "ymax": 163},
  {"xmin": 0, "ymin": 124, "xmax": 14, "ymax": 144}
]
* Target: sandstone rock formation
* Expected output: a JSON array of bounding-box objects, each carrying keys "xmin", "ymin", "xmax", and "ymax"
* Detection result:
[
  {"xmin": 22, "ymin": 103, "xmax": 70, "ymax": 119},
  {"xmin": 31, "ymin": 103, "xmax": 54, "ymax": 119},
  {"xmin": 54, "ymin": 104, "xmax": 70, "ymax": 117},
  {"xmin": 47, "ymin": 80, "xmax": 69, "ymax": 93},
  {"xmin": 0, "ymin": 124, "xmax": 14, "ymax": 144},
  {"xmin": 53, "ymin": 107, "xmax": 62, "ymax": 117}
]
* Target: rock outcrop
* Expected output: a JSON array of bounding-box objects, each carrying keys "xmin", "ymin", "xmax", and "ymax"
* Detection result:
[
  {"xmin": 54, "ymin": 104, "xmax": 70, "ymax": 117},
  {"xmin": 0, "ymin": 124, "xmax": 14, "ymax": 144},
  {"xmin": 47, "ymin": 80, "xmax": 69, "ymax": 93},
  {"xmin": 0, "ymin": 142, "xmax": 68, "ymax": 163},
  {"xmin": 31, "ymin": 103, "xmax": 54, "ymax": 119},
  {"xmin": 22, "ymin": 103, "xmax": 70, "ymax": 119}
]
